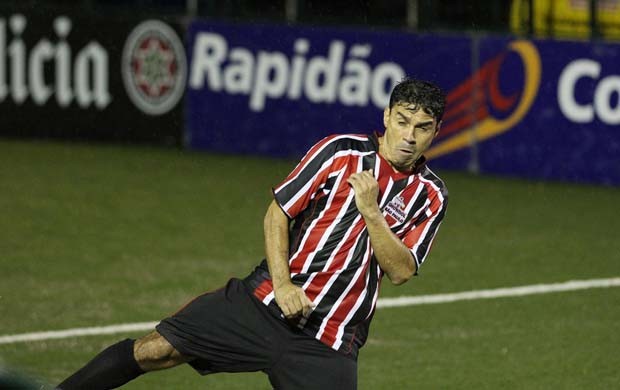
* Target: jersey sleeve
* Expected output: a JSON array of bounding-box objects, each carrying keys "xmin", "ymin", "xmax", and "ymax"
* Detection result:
[
  {"xmin": 401, "ymin": 184, "xmax": 448, "ymax": 272},
  {"xmin": 273, "ymin": 135, "xmax": 339, "ymax": 219}
]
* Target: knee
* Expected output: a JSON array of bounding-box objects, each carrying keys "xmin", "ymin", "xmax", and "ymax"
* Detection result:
[{"xmin": 133, "ymin": 331, "xmax": 190, "ymax": 371}]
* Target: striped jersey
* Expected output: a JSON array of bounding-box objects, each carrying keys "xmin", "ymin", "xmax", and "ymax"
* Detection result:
[{"xmin": 244, "ymin": 133, "xmax": 448, "ymax": 358}]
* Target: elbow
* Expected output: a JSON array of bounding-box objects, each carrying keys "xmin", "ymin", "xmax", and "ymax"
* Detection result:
[
  {"xmin": 388, "ymin": 260, "xmax": 417, "ymax": 286},
  {"xmin": 389, "ymin": 272, "xmax": 413, "ymax": 286},
  {"xmin": 388, "ymin": 268, "xmax": 415, "ymax": 286}
]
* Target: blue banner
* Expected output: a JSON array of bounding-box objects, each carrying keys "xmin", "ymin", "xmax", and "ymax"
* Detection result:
[
  {"xmin": 185, "ymin": 20, "xmax": 620, "ymax": 186},
  {"xmin": 185, "ymin": 21, "xmax": 470, "ymax": 160},
  {"xmin": 428, "ymin": 37, "xmax": 620, "ymax": 185},
  {"xmin": 479, "ymin": 38, "xmax": 620, "ymax": 185}
]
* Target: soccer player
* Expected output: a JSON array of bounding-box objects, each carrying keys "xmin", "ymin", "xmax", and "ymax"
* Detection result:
[{"xmin": 58, "ymin": 77, "xmax": 448, "ymax": 389}]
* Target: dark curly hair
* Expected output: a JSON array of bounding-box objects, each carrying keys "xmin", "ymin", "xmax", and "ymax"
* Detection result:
[{"xmin": 389, "ymin": 78, "xmax": 446, "ymax": 122}]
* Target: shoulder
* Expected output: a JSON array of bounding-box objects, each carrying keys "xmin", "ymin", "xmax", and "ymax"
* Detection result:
[
  {"xmin": 419, "ymin": 165, "xmax": 448, "ymax": 200},
  {"xmin": 313, "ymin": 133, "xmax": 376, "ymax": 154}
]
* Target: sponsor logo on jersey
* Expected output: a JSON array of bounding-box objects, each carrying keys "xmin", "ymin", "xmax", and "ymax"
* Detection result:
[
  {"xmin": 384, "ymin": 195, "xmax": 407, "ymax": 224},
  {"xmin": 122, "ymin": 20, "xmax": 186, "ymax": 115}
]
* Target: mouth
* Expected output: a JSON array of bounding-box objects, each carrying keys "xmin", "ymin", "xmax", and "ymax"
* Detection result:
[{"xmin": 398, "ymin": 148, "xmax": 414, "ymax": 155}]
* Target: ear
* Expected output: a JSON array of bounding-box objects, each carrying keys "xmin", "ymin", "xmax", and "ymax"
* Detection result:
[
  {"xmin": 383, "ymin": 107, "xmax": 390, "ymax": 129},
  {"xmin": 433, "ymin": 120, "xmax": 442, "ymax": 140}
]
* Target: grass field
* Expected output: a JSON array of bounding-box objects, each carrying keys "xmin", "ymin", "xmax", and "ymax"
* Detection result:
[{"xmin": 1, "ymin": 139, "xmax": 619, "ymax": 389}]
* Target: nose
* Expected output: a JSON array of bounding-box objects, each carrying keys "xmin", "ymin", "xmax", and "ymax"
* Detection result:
[{"xmin": 403, "ymin": 128, "xmax": 416, "ymax": 144}]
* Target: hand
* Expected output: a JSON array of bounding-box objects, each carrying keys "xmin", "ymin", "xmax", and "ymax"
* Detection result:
[
  {"xmin": 273, "ymin": 281, "xmax": 315, "ymax": 319},
  {"xmin": 347, "ymin": 169, "xmax": 380, "ymax": 217}
]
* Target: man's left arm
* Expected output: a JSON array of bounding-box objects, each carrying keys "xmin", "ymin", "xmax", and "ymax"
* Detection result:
[{"xmin": 347, "ymin": 170, "xmax": 416, "ymax": 285}]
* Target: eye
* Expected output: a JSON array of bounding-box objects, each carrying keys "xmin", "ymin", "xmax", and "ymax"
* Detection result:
[{"xmin": 398, "ymin": 121, "xmax": 407, "ymax": 126}]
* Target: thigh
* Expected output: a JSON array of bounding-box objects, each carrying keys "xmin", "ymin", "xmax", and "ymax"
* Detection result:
[
  {"xmin": 156, "ymin": 278, "xmax": 282, "ymax": 375},
  {"xmin": 267, "ymin": 336, "xmax": 357, "ymax": 390},
  {"xmin": 134, "ymin": 330, "xmax": 193, "ymax": 371}
]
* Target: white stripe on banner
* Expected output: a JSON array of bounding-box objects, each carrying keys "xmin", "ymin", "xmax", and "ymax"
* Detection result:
[{"xmin": 1, "ymin": 277, "xmax": 619, "ymax": 345}]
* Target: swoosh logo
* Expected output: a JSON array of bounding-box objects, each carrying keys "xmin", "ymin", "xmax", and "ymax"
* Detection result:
[{"xmin": 427, "ymin": 40, "xmax": 541, "ymax": 159}]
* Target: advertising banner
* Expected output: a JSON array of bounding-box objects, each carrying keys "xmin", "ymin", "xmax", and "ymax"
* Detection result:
[
  {"xmin": 185, "ymin": 20, "xmax": 471, "ymax": 162},
  {"xmin": 186, "ymin": 21, "xmax": 619, "ymax": 186},
  {"xmin": 0, "ymin": 10, "xmax": 186, "ymax": 144},
  {"xmin": 429, "ymin": 37, "xmax": 620, "ymax": 185}
]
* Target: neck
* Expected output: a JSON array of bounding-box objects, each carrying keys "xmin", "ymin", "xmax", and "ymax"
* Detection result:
[{"xmin": 378, "ymin": 135, "xmax": 414, "ymax": 173}]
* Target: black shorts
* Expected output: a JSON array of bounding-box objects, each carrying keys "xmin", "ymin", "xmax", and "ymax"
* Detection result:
[{"xmin": 156, "ymin": 278, "xmax": 357, "ymax": 390}]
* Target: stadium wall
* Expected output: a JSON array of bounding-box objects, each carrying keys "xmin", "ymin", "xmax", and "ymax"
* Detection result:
[
  {"xmin": 0, "ymin": 8, "xmax": 618, "ymax": 186},
  {"xmin": 186, "ymin": 21, "xmax": 620, "ymax": 186},
  {"xmin": 0, "ymin": 8, "xmax": 185, "ymax": 145}
]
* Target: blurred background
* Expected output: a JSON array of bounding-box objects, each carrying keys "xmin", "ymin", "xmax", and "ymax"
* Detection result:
[
  {"xmin": 1, "ymin": 1, "xmax": 619, "ymax": 389},
  {"xmin": 1, "ymin": 0, "xmax": 619, "ymax": 183}
]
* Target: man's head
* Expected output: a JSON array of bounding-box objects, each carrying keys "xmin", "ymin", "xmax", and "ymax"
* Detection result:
[{"xmin": 380, "ymin": 78, "xmax": 446, "ymax": 172}]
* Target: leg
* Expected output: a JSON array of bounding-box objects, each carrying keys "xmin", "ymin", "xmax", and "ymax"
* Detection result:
[
  {"xmin": 59, "ymin": 278, "xmax": 279, "ymax": 388},
  {"xmin": 133, "ymin": 330, "xmax": 193, "ymax": 371},
  {"xmin": 57, "ymin": 331, "xmax": 191, "ymax": 390},
  {"xmin": 267, "ymin": 335, "xmax": 357, "ymax": 390}
]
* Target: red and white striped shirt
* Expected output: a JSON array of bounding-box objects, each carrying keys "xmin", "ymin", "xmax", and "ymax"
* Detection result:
[{"xmin": 244, "ymin": 133, "xmax": 448, "ymax": 357}]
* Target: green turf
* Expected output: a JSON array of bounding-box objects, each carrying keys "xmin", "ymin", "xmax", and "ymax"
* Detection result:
[{"xmin": 1, "ymin": 139, "xmax": 619, "ymax": 388}]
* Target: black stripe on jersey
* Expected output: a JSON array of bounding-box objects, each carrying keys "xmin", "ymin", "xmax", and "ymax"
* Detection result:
[
  {"xmin": 421, "ymin": 166, "xmax": 449, "ymax": 199},
  {"xmin": 304, "ymin": 201, "xmax": 363, "ymax": 274},
  {"xmin": 344, "ymin": 256, "xmax": 380, "ymax": 330},
  {"xmin": 302, "ymin": 228, "xmax": 372, "ymax": 324},
  {"xmin": 414, "ymin": 202, "xmax": 447, "ymax": 263},
  {"xmin": 275, "ymin": 135, "xmax": 377, "ymax": 217},
  {"xmin": 361, "ymin": 152, "xmax": 376, "ymax": 171},
  {"xmin": 288, "ymin": 189, "xmax": 331, "ymax": 256},
  {"xmin": 410, "ymin": 166, "xmax": 448, "ymax": 266},
  {"xmin": 296, "ymin": 148, "xmax": 376, "ymax": 275},
  {"xmin": 322, "ymin": 255, "xmax": 378, "ymax": 354},
  {"xmin": 401, "ymin": 185, "xmax": 431, "ymax": 229}
]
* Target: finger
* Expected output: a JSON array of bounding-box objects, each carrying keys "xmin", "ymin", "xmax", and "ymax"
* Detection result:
[
  {"xmin": 280, "ymin": 304, "xmax": 291, "ymax": 318},
  {"xmin": 285, "ymin": 294, "xmax": 302, "ymax": 317},
  {"xmin": 362, "ymin": 171, "xmax": 375, "ymax": 181},
  {"xmin": 302, "ymin": 291, "xmax": 315, "ymax": 306},
  {"xmin": 281, "ymin": 294, "xmax": 301, "ymax": 318},
  {"xmin": 301, "ymin": 297, "xmax": 315, "ymax": 317},
  {"xmin": 354, "ymin": 173, "xmax": 369, "ymax": 184},
  {"xmin": 290, "ymin": 295, "xmax": 304, "ymax": 317},
  {"xmin": 298, "ymin": 290, "xmax": 314, "ymax": 307},
  {"xmin": 295, "ymin": 294, "xmax": 310, "ymax": 316},
  {"xmin": 282, "ymin": 297, "xmax": 295, "ymax": 318},
  {"xmin": 347, "ymin": 176, "xmax": 360, "ymax": 188},
  {"xmin": 347, "ymin": 173, "xmax": 360, "ymax": 182},
  {"xmin": 355, "ymin": 171, "xmax": 369, "ymax": 182},
  {"xmin": 355, "ymin": 176, "xmax": 370, "ymax": 190}
]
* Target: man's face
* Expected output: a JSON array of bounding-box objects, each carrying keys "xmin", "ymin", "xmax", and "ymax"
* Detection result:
[{"xmin": 380, "ymin": 102, "xmax": 440, "ymax": 172}]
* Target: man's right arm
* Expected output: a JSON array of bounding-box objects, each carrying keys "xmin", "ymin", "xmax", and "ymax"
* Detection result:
[{"xmin": 263, "ymin": 200, "xmax": 314, "ymax": 319}]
